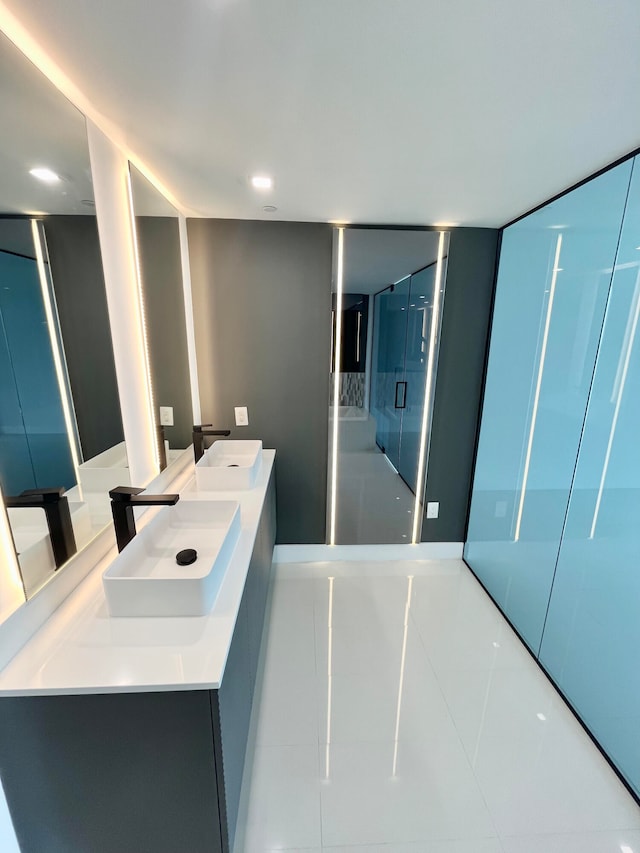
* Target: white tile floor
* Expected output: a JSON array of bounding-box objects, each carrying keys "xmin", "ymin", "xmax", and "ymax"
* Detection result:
[
  {"xmin": 334, "ymin": 448, "xmax": 417, "ymax": 545},
  {"xmin": 234, "ymin": 560, "xmax": 640, "ymax": 853}
]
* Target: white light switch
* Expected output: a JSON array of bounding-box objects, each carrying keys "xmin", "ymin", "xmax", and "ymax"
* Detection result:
[
  {"xmin": 426, "ymin": 501, "xmax": 439, "ymax": 519},
  {"xmin": 235, "ymin": 406, "xmax": 249, "ymax": 427},
  {"xmin": 159, "ymin": 406, "xmax": 174, "ymax": 426},
  {"xmin": 495, "ymin": 500, "xmax": 507, "ymax": 518}
]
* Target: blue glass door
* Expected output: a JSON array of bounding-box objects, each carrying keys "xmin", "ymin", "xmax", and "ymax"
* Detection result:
[
  {"xmin": 371, "ymin": 276, "xmax": 410, "ymax": 469},
  {"xmin": 397, "ymin": 265, "xmax": 437, "ymax": 492}
]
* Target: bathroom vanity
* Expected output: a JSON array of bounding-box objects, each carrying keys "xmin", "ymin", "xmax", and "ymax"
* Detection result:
[{"xmin": 0, "ymin": 450, "xmax": 276, "ymax": 853}]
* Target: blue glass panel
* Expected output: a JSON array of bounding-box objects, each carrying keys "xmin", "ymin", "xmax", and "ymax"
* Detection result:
[
  {"xmin": 397, "ymin": 265, "xmax": 437, "ymax": 493},
  {"xmin": 539, "ymin": 156, "xmax": 640, "ymax": 797},
  {"xmin": 371, "ymin": 277, "xmax": 410, "ymax": 468},
  {"xmin": 0, "ymin": 251, "xmax": 75, "ymax": 491},
  {"xmin": 465, "ymin": 160, "xmax": 633, "ymax": 651},
  {"xmin": 0, "ymin": 306, "xmax": 35, "ymax": 495}
]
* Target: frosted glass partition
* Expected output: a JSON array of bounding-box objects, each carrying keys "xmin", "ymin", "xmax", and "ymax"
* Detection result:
[
  {"xmin": 539, "ymin": 159, "xmax": 640, "ymax": 797},
  {"xmin": 465, "ymin": 160, "xmax": 633, "ymax": 652}
]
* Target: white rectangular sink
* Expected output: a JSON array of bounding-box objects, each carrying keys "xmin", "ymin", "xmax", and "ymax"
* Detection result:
[
  {"xmin": 195, "ymin": 440, "xmax": 263, "ymax": 491},
  {"xmin": 102, "ymin": 500, "xmax": 241, "ymax": 617}
]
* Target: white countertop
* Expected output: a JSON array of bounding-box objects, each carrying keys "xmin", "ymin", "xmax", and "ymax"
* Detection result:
[{"xmin": 0, "ymin": 450, "xmax": 276, "ymax": 697}]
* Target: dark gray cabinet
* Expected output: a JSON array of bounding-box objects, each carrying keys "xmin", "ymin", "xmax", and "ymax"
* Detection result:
[{"xmin": 0, "ymin": 469, "xmax": 276, "ymax": 853}]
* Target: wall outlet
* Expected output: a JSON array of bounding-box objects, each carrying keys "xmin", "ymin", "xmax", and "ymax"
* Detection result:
[
  {"xmin": 426, "ymin": 501, "xmax": 439, "ymax": 519},
  {"xmin": 159, "ymin": 406, "xmax": 174, "ymax": 426},
  {"xmin": 235, "ymin": 406, "xmax": 249, "ymax": 427}
]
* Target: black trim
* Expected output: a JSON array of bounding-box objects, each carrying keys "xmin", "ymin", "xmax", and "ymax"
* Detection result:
[
  {"xmin": 0, "ymin": 247, "xmax": 36, "ymax": 261},
  {"xmin": 462, "ymin": 230, "xmax": 503, "ymax": 541},
  {"xmin": 394, "ymin": 380, "xmax": 407, "ymax": 409},
  {"xmin": 461, "ymin": 557, "xmax": 640, "ymax": 808},
  {"xmin": 502, "ymin": 145, "xmax": 640, "ymax": 229},
  {"xmin": 374, "ymin": 256, "xmax": 448, "ymax": 299}
]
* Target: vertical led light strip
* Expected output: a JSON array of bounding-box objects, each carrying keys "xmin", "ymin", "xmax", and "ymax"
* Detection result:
[
  {"xmin": 514, "ymin": 233, "xmax": 563, "ymax": 542},
  {"xmin": 126, "ymin": 170, "xmax": 160, "ymax": 471},
  {"xmin": 392, "ymin": 575, "xmax": 414, "ymax": 776},
  {"xmin": 325, "ymin": 575, "xmax": 335, "ymax": 779},
  {"xmin": 590, "ymin": 267, "xmax": 640, "ymax": 538},
  {"xmin": 411, "ymin": 232, "xmax": 446, "ymax": 544},
  {"xmin": 31, "ymin": 220, "xmax": 82, "ymax": 486},
  {"xmin": 329, "ymin": 228, "xmax": 345, "ymax": 545}
]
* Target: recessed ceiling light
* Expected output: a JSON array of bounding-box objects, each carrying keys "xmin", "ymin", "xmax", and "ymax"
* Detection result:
[
  {"xmin": 536, "ymin": 712, "xmax": 547, "ymax": 721},
  {"xmin": 29, "ymin": 167, "xmax": 60, "ymax": 183},
  {"xmin": 251, "ymin": 175, "xmax": 273, "ymax": 190},
  {"xmin": 262, "ymin": 205, "xmax": 277, "ymax": 213}
]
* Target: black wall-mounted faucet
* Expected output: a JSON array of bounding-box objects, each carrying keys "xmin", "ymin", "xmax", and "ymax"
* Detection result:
[
  {"xmin": 192, "ymin": 425, "xmax": 231, "ymax": 463},
  {"xmin": 109, "ymin": 486, "xmax": 179, "ymax": 552},
  {"xmin": 4, "ymin": 488, "xmax": 77, "ymax": 570}
]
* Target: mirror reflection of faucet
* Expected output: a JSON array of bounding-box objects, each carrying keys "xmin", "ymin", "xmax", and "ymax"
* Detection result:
[
  {"xmin": 109, "ymin": 486, "xmax": 179, "ymax": 552},
  {"xmin": 4, "ymin": 488, "xmax": 77, "ymax": 569},
  {"xmin": 192, "ymin": 425, "xmax": 231, "ymax": 463}
]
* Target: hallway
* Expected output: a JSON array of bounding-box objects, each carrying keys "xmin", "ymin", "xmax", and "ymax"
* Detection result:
[{"xmin": 234, "ymin": 559, "xmax": 640, "ymax": 852}]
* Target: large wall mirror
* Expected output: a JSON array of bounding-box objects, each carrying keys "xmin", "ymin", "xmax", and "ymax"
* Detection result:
[
  {"xmin": 0, "ymin": 32, "xmax": 127, "ymax": 603},
  {"xmin": 328, "ymin": 227, "xmax": 449, "ymax": 544},
  {"xmin": 128, "ymin": 164, "xmax": 193, "ymax": 466}
]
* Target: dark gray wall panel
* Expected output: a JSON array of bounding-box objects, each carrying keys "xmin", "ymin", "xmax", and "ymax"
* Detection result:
[
  {"xmin": 422, "ymin": 227, "xmax": 499, "ymax": 542},
  {"xmin": 44, "ymin": 216, "xmax": 124, "ymax": 460},
  {"xmin": 187, "ymin": 219, "xmax": 332, "ymax": 544},
  {"xmin": 136, "ymin": 217, "xmax": 193, "ymax": 449},
  {"xmin": 0, "ymin": 690, "xmax": 222, "ymax": 853}
]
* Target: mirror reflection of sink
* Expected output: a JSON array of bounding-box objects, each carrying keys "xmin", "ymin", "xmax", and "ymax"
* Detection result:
[
  {"xmin": 8, "ymin": 500, "xmax": 92, "ymax": 592},
  {"xmin": 102, "ymin": 500, "xmax": 241, "ymax": 617},
  {"xmin": 195, "ymin": 440, "xmax": 263, "ymax": 491},
  {"xmin": 78, "ymin": 441, "xmax": 130, "ymax": 492}
]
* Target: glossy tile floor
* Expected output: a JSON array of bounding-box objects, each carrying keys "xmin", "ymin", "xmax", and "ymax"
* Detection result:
[
  {"xmin": 334, "ymin": 447, "xmax": 416, "ymax": 544},
  {"xmin": 234, "ymin": 559, "xmax": 640, "ymax": 853}
]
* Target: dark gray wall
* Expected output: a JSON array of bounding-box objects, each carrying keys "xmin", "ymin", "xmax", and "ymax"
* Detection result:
[
  {"xmin": 422, "ymin": 228, "xmax": 499, "ymax": 542},
  {"xmin": 45, "ymin": 216, "xmax": 124, "ymax": 460},
  {"xmin": 137, "ymin": 217, "xmax": 193, "ymax": 448},
  {"xmin": 187, "ymin": 219, "xmax": 332, "ymax": 544}
]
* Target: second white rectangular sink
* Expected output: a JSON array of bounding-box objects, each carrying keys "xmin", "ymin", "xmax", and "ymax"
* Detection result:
[
  {"xmin": 195, "ymin": 440, "xmax": 263, "ymax": 491},
  {"xmin": 103, "ymin": 500, "xmax": 241, "ymax": 617}
]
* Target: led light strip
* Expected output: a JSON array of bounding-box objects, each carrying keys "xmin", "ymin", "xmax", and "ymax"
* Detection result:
[
  {"xmin": 411, "ymin": 232, "xmax": 446, "ymax": 544},
  {"xmin": 325, "ymin": 575, "xmax": 334, "ymax": 779},
  {"xmin": 329, "ymin": 228, "xmax": 345, "ymax": 545},
  {"xmin": 392, "ymin": 574, "xmax": 414, "ymax": 776},
  {"xmin": 514, "ymin": 234, "xmax": 563, "ymax": 542},
  {"xmin": 126, "ymin": 169, "xmax": 161, "ymax": 471},
  {"xmin": 590, "ymin": 266, "xmax": 640, "ymax": 538},
  {"xmin": 31, "ymin": 220, "xmax": 82, "ymax": 486}
]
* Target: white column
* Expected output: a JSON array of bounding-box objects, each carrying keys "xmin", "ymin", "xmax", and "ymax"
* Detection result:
[{"xmin": 86, "ymin": 121, "xmax": 157, "ymax": 487}]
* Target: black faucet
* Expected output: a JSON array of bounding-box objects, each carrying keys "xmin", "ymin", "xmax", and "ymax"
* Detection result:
[
  {"xmin": 192, "ymin": 424, "xmax": 231, "ymax": 463},
  {"xmin": 109, "ymin": 486, "xmax": 179, "ymax": 552},
  {"xmin": 4, "ymin": 487, "xmax": 77, "ymax": 570}
]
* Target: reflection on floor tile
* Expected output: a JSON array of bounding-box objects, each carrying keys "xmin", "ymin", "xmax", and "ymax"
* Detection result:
[{"xmin": 235, "ymin": 560, "xmax": 640, "ymax": 853}]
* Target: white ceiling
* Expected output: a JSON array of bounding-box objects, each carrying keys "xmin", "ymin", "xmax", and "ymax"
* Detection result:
[
  {"xmin": 0, "ymin": 30, "xmax": 94, "ymax": 215},
  {"xmin": 341, "ymin": 229, "xmax": 441, "ymax": 294},
  {"xmin": 3, "ymin": 0, "xmax": 640, "ymax": 226}
]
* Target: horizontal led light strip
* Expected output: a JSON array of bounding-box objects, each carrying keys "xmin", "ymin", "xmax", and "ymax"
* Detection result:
[
  {"xmin": 329, "ymin": 228, "xmax": 344, "ymax": 546},
  {"xmin": 126, "ymin": 169, "xmax": 161, "ymax": 472},
  {"xmin": 411, "ymin": 231, "xmax": 446, "ymax": 544},
  {"xmin": 590, "ymin": 266, "xmax": 640, "ymax": 538},
  {"xmin": 514, "ymin": 233, "xmax": 563, "ymax": 542},
  {"xmin": 31, "ymin": 220, "xmax": 82, "ymax": 486}
]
